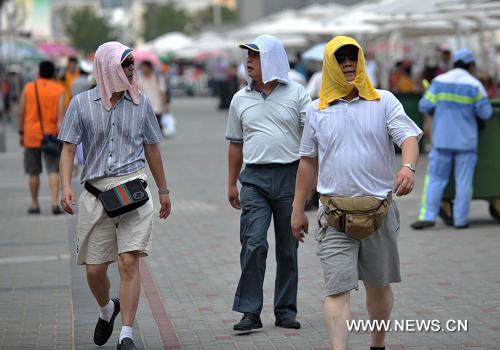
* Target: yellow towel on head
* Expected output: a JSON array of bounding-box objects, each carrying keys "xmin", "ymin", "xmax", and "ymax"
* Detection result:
[{"xmin": 318, "ymin": 36, "xmax": 380, "ymax": 110}]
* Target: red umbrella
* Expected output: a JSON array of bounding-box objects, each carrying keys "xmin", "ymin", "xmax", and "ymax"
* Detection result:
[{"xmin": 37, "ymin": 42, "xmax": 78, "ymax": 58}]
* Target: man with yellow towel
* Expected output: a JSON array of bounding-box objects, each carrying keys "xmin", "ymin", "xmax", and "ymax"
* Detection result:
[{"xmin": 291, "ymin": 36, "xmax": 422, "ymax": 350}]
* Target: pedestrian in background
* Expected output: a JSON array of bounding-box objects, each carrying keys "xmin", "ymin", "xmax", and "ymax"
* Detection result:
[
  {"xmin": 59, "ymin": 56, "xmax": 79, "ymax": 108},
  {"xmin": 18, "ymin": 60, "xmax": 65, "ymax": 215},
  {"xmin": 291, "ymin": 36, "xmax": 422, "ymax": 350},
  {"xmin": 411, "ymin": 48, "xmax": 492, "ymax": 230},
  {"xmin": 226, "ymin": 34, "xmax": 310, "ymax": 332},
  {"xmin": 58, "ymin": 42, "xmax": 171, "ymax": 350},
  {"xmin": 137, "ymin": 60, "xmax": 169, "ymax": 132}
]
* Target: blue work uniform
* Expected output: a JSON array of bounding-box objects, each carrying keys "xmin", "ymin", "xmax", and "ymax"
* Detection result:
[{"xmin": 418, "ymin": 68, "xmax": 492, "ymax": 226}]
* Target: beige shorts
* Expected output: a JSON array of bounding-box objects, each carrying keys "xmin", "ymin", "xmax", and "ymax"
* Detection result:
[{"xmin": 76, "ymin": 171, "xmax": 154, "ymax": 265}]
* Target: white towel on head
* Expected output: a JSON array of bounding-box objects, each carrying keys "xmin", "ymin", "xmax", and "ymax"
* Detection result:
[
  {"xmin": 242, "ymin": 34, "xmax": 290, "ymax": 89},
  {"xmin": 93, "ymin": 41, "xmax": 140, "ymax": 111}
]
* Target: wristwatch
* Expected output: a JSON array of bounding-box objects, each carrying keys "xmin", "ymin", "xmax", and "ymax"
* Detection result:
[{"xmin": 403, "ymin": 163, "xmax": 416, "ymax": 173}]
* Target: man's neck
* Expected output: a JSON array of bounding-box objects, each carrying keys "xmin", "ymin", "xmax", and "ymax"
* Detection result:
[
  {"xmin": 342, "ymin": 87, "xmax": 359, "ymax": 101},
  {"xmin": 110, "ymin": 91, "xmax": 124, "ymax": 107},
  {"xmin": 254, "ymin": 79, "xmax": 278, "ymax": 96}
]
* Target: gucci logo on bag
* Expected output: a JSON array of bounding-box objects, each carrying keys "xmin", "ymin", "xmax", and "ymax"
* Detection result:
[{"xmin": 132, "ymin": 192, "xmax": 145, "ymax": 200}]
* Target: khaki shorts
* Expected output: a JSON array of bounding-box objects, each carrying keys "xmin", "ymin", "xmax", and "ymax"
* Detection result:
[
  {"xmin": 315, "ymin": 201, "xmax": 401, "ymax": 296},
  {"xmin": 76, "ymin": 171, "xmax": 154, "ymax": 265}
]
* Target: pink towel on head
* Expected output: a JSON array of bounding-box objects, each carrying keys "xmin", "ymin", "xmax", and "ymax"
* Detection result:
[{"xmin": 93, "ymin": 41, "xmax": 140, "ymax": 111}]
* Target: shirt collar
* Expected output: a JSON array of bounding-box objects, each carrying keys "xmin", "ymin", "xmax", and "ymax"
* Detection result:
[
  {"xmin": 91, "ymin": 86, "xmax": 134, "ymax": 102},
  {"xmin": 329, "ymin": 95, "xmax": 362, "ymax": 105}
]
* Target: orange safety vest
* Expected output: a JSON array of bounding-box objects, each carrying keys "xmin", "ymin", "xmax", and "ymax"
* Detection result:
[{"xmin": 22, "ymin": 79, "xmax": 64, "ymax": 149}]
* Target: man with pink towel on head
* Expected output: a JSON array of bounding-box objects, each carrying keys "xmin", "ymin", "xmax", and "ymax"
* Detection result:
[{"xmin": 58, "ymin": 42, "xmax": 172, "ymax": 350}]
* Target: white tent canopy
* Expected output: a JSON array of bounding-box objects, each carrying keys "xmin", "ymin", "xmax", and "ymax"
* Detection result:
[{"xmin": 138, "ymin": 32, "xmax": 194, "ymax": 55}]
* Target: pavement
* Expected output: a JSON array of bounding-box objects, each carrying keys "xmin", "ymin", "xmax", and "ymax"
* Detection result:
[{"xmin": 0, "ymin": 96, "xmax": 499, "ymax": 350}]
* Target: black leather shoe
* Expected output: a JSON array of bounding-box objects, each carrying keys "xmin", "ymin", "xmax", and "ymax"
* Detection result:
[
  {"xmin": 233, "ymin": 313, "xmax": 262, "ymax": 331},
  {"xmin": 275, "ymin": 318, "xmax": 301, "ymax": 329},
  {"xmin": 93, "ymin": 298, "xmax": 120, "ymax": 346},
  {"xmin": 117, "ymin": 337, "xmax": 137, "ymax": 350},
  {"xmin": 410, "ymin": 220, "xmax": 435, "ymax": 230}
]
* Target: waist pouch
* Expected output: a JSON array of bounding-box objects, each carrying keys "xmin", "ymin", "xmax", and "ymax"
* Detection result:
[
  {"xmin": 85, "ymin": 178, "xmax": 149, "ymax": 218},
  {"xmin": 319, "ymin": 193, "xmax": 392, "ymax": 240}
]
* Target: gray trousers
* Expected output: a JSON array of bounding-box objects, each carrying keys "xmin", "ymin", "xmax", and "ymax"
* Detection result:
[{"xmin": 232, "ymin": 163, "xmax": 299, "ymax": 320}]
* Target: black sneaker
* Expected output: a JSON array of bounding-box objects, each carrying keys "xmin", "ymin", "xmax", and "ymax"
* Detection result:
[
  {"xmin": 275, "ymin": 318, "xmax": 301, "ymax": 329},
  {"xmin": 233, "ymin": 313, "xmax": 262, "ymax": 331},
  {"xmin": 410, "ymin": 220, "xmax": 435, "ymax": 230},
  {"xmin": 454, "ymin": 224, "xmax": 469, "ymax": 229},
  {"xmin": 117, "ymin": 337, "xmax": 137, "ymax": 350},
  {"xmin": 52, "ymin": 205, "xmax": 64, "ymax": 215},
  {"xmin": 93, "ymin": 298, "xmax": 120, "ymax": 346},
  {"xmin": 27, "ymin": 207, "xmax": 40, "ymax": 214}
]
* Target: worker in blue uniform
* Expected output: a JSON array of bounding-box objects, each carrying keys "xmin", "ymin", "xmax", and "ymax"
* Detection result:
[{"xmin": 411, "ymin": 48, "xmax": 492, "ymax": 229}]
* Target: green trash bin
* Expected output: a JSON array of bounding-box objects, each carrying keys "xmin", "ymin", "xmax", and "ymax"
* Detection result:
[
  {"xmin": 439, "ymin": 99, "xmax": 500, "ymax": 224},
  {"xmin": 394, "ymin": 93, "xmax": 426, "ymax": 154}
]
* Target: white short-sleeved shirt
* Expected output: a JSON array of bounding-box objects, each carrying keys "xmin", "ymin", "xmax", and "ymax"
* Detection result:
[
  {"xmin": 226, "ymin": 81, "xmax": 311, "ymax": 164},
  {"xmin": 300, "ymin": 89, "xmax": 423, "ymax": 199}
]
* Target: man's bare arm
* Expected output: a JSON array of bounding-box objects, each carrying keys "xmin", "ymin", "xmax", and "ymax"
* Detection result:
[
  {"xmin": 144, "ymin": 143, "xmax": 171, "ymax": 219},
  {"xmin": 60, "ymin": 142, "xmax": 77, "ymax": 214},
  {"xmin": 228, "ymin": 142, "xmax": 243, "ymax": 209},
  {"xmin": 291, "ymin": 156, "xmax": 318, "ymax": 242}
]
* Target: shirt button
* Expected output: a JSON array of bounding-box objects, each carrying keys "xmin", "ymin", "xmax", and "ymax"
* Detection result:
[
  {"xmin": 108, "ymin": 168, "xmax": 111, "ymax": 171},
  {"xmin": 111, "ymin": 138, "xmax": 114, "ymax": 141},
  {"xmin": 109, "ymin": 154, "xmax": 112, "ymax": 157},
  {"xmin": 112, "ymin": 123, "xmax": 115, "ymax": 126}
]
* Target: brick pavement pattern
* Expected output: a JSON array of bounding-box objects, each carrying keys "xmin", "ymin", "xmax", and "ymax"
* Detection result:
[{"xmin": 0, "ymin": 97, "xmax": 499, "ymax": 349}]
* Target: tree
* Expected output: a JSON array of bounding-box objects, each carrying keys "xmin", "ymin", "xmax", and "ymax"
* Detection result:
[
  {"xmin": 197, "ymin": 5, "xmax": 237, "ymax": 25},
  {"xmin": 64, "ymin": 7, "xmax": 117, "ymax": 54},
  {"xmin": 143, "ymin": 3, "xmax": 188, "ymax": 41}
]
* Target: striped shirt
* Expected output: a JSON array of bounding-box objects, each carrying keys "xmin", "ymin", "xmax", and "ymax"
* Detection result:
[
  {"xmin": 419, "ymin": 68, "xmax": 492, "ymax": 150},
  {"xmin": 300, "ymin": 90, "xmax": 423, "ymax": 199},
  {"xmin": 58, "ymin": 87, "xmax": 162, "ymax": 183}
]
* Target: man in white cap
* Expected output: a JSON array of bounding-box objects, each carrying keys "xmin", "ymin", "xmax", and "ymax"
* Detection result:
[
  {"xmin": 411, "ymin": 48, "xmax": 492, "ymax": 230},
  {"xmin": 59, "ymin": 42, "xmax": 171, "ymax": 350},
  {"xmin": 226, "ymin": 34, "xmax": 310, "ymax": 331}
]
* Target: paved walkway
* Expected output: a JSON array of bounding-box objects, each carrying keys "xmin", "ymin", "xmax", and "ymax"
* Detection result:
[{"xmin": 0, "ymin": 97, "xmax": 499, "ymax": 349}]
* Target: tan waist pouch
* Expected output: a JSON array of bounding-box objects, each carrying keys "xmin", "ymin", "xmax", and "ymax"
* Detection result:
[{"xmin": 319, "ymin": 193, "xmax": 392, "ymax": 240}]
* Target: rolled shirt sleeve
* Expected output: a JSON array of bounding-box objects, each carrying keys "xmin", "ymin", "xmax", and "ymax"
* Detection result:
[
  {"xmin": 58, "ymin": 95, "xmax": 82, "ymax": 145},
  {"xmin": 225, "ymin": 99, "xmax": 243, "ymax": 143},
  {"xmin": 386, "ymin": 91, "xmax": 423, "ymax": 147}
]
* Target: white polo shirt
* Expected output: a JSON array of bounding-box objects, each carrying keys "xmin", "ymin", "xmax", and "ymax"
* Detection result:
[
  {"xmin": 300, "ymin": 89, "xmax": 423, "ymax": 199},
  {"xmin": 226, "ymin": 81, "xmax": 311, "ymax": 164}
]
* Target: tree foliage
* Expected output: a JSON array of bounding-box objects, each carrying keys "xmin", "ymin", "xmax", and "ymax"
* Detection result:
[
  {"xmin": 143, "ymin": 3, "xmax": 188, "ymax": 41},
  {"xmin": 64, "ymin": 7, "xmax": 117, "ymax": 54},
  {"xmin": 197, "ymin": 5, "xmax": 237, "ymax": 25}
]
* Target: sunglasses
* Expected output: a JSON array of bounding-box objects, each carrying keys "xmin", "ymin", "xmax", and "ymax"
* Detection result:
[
  {"xmin": 335, "ymin": 53, "xmax": 357, "ymax": 64},
  {"xmin": 121, "ymin": 59, "xmax": 135, "ymax": 68}
]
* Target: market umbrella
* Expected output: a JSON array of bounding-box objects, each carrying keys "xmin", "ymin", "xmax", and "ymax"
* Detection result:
[
  {"xmin": 301, "ymin": 42, "xmax": 326, "ymax": 61},
  {"xmin": 37, "ymin": 42, "xmax": 78, "ymax": 59}
]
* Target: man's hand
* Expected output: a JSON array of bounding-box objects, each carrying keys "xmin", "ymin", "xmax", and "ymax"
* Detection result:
[
  {"xmin": 228, "ymin": 184, "xmax": 240, "ymax": 210},
  {"xmin": 159, "ymin": 193, "xmax": 171, "ymax": 219},
  {"xmin": 61, "ymin": 187, "xmax": 76, "ymax": 214},
  {"xmin": 19, "ymin": 134, "xmax": 23, "ymax": 147},
  {"xmin": 291, "ymin": 207, "xmax": 309, "ymax": 243},
  {"xmin": 393, "ymin": 166, "xmax": 415, "ymax": 196}
]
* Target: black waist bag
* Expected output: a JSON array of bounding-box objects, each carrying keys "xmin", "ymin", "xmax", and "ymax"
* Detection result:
[{"xmin": 85, "ymin": 178, "xmax": 149, "ymax": 218}]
